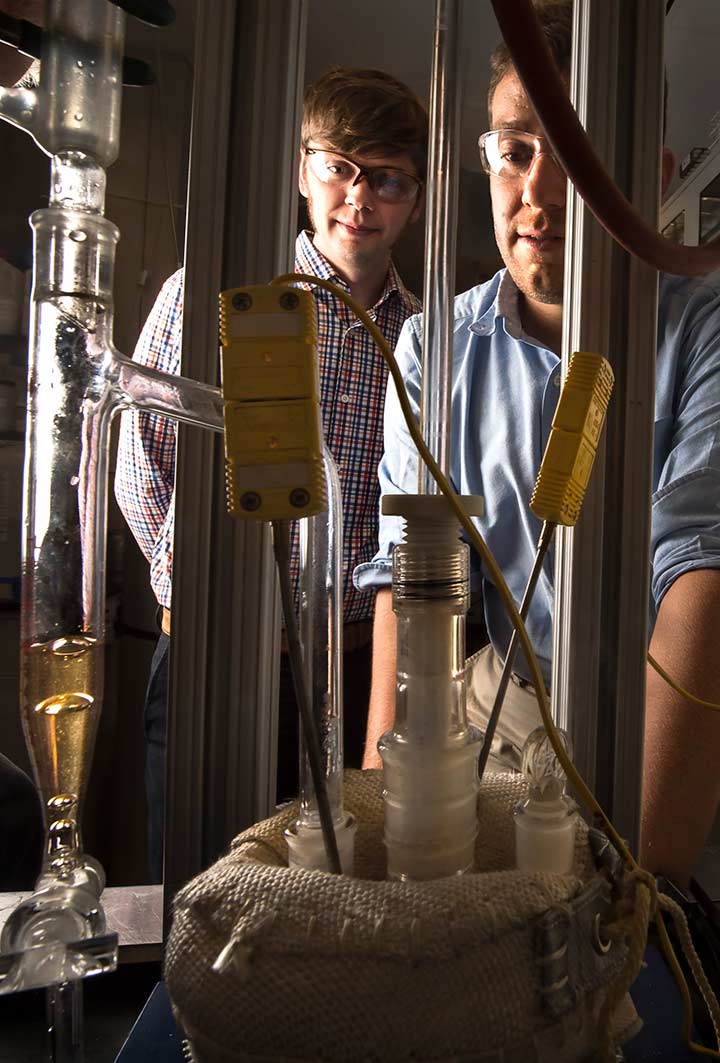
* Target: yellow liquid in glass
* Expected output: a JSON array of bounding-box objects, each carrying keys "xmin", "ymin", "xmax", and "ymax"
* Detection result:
[{"xmin": 22, "ymin": 635, "xmax": 104, "ymax": 807}]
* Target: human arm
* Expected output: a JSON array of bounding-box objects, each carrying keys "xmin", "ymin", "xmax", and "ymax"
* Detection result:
[
  {"xmin": 641, "ymin": 568, "xmax": 720, "ymax": 888},
  {"xmin": 0, "ymin": 46, "xmax": 32, "ymax": 86},
  {"xmin": 353, "ymin": 315, "xmax": 423, "ymax": 767},
  {"xmin": 362, "ymin": 589, "xmax": 397, "ymax": 769},
  {"xmin": 643, "ymin": 275, "xmax": 720, "ymax": 885},
  {"xmin": 0, "ymin": 2, "xmax": 42, "ymax": 87}
]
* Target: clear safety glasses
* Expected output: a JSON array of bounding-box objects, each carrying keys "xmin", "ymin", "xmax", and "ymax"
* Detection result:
[
  {"xmin": 478, "ymin": 129, "xmax": 561, "ymax": 179},
  {"xmin": 303, "ymin": 146, "xmax": 422, "ymax": 204}
]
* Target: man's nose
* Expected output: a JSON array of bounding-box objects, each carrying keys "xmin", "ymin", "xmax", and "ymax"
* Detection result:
[
  {"xmin": 521, "ymin": 151, "xmax": 566, "ymax": 212},
  {"xmin": 345, "ymin": 175, "xmax": 374, "ymax": 211}
]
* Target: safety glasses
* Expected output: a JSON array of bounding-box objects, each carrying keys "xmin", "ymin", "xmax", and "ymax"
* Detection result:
[
  {"xmin": 304, "ymin": 146, "xmax": 422, "ymax": 204},
  {"xmin": 478, "ymin": 129, "xmax": 561, "ymax": 179}
]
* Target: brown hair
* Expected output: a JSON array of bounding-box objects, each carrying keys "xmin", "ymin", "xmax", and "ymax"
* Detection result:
[
  {"xmin": 302, "ymin": 67, "xmax": 428, "ymax": 177},
  {"xmin": 487, "ymin": 1, "xmax": 573, "ymax": 122},
  {"xmin": 486, "ymin": 2, "xmax": 669, "ymax": 135}
]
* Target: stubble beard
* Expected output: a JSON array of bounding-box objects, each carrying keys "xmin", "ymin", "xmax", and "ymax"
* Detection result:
[
  {"xmin": 497, "ymin": 230, "xmax": 565, "ymax": 307},
  {"xmin": 524, "ymin": 262, "xmax": 564, "ymax": 305},
  {"xmin": 307, "ymin": 192, "xmax": 381, "ymax": 275}
]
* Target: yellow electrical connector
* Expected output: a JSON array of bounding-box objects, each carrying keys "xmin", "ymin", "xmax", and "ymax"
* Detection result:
[
  {"xmin": 530, "ymin": 351, "xmax": 614, "ymax": 526},
  {"xmin": 218, "ymin": 285, "xmax": 326, "ymax": 521}
]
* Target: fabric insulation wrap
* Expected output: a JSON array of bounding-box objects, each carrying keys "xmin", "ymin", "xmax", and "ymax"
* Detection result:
[{"xmin": 166, "ymin": 770, "xmax": 646, "ymax": 1063}]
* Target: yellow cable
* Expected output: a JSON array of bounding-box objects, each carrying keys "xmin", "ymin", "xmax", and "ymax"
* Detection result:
[
  {"xmin": 649, "ymin": 653, "xmax": 720, "ymax": 711},
  {"xmin": 272, "ymin": 271, "xmax": 720, "ymax": 1059},
  {"xmin": 274, "ymin": 272, "xmax": 628, "ymax": 856}
]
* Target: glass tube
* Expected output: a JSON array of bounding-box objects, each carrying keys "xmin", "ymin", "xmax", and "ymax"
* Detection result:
[
  {"xmin": 297, "ymin": 447, "xmax": 345, "ymax": 829},
  {"xmin": 379, "ymin": 496, "xmax": 482, "ymax": 882},
  {"xmin": 0, "ymin": 1, "xmax": 123, "ymax": 165},
  {"xmin": 418, "ymin": 0, "xmax": 462, "ymax": 493},
  {"xmin": 0, "ymin": 0, "xmax": 225, "ymax": 996}
]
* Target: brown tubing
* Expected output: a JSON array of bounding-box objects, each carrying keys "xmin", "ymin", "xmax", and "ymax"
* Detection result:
[{"xmin": 490, "ymin": 0, "xmax": 720, "ymax": 277}]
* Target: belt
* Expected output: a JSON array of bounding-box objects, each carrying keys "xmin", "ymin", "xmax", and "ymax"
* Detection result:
[
  {"xmin": 510, "ymin": 671, "xmax": 551, "ymax": 697},
  {"xmin": 160, "ymin": 610, "xmax": 371, "ymax": 652},
  {"xmin": 511, "ymin": 671, "xmax": 535, "ymax": 692}
]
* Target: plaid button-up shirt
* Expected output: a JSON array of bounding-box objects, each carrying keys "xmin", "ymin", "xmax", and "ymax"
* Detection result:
[{"xmin": 115, "ymin": 231, "xmax": 420, "ymax": 622}]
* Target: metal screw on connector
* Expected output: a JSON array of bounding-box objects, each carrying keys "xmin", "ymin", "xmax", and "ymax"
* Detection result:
[
  {"xmin": 240, "ymin": 491, "xmax": 261, "ymax": 511},
  {"xmin": 591, "ymin": 913, "xmax": 612, "ymax": 956},
  {"xmin": 232, "ymin": 292, "xmax": 252, "ymax": 311},
  {"xmin": 279, "ymin": 291, "xmax": 299, "ymax": 311},
  {"xmin": 289, "ymin": 488, "xmax": 310, "ymax": 508}
]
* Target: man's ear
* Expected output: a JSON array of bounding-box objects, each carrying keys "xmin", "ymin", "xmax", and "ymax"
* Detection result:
[
  {"xmin": 661, "ymin": 147, "xmax": 675, "ymax": 199},
  {"xmin": 298, "ymin": 148, "xmax": 309, "ymax": 198}
]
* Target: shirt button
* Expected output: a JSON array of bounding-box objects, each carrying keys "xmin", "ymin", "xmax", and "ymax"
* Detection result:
[
  {"xmin": 340, "ymin": 394, "xmax": 350, "ymax": 404},
  {"xmin": 553, "ymin": 374, "xmax": 561, "ymax": 387}
]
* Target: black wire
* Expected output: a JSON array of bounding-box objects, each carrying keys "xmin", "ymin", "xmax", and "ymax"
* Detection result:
[
  {"xmin": 271, "ymin": 520, "xmax": 342, "ymax": 875},
  {"xmin": 477, "ymin": 521, "xmax": 556, "ymax": 782}
]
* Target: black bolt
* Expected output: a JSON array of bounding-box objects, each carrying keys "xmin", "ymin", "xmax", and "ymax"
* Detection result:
[
  {"xmin": 232, "ymin": 292, "xmax": 252, "ymax": 311},
  {"xmin": 289, "ymin": 488, "xmax": 310, "ymax": 508},
  {"xmin": 279, "ymin": 291, "xmax": 299, "ymax": 311},
  {"xmin": 240, "ymin": 491, "xmax": 261, "ymax": 511}
]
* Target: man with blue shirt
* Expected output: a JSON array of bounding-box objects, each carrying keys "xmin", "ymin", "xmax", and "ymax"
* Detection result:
[{"xmin": 357, "ymin": 0, "xmax": 720, "ymax": 889}]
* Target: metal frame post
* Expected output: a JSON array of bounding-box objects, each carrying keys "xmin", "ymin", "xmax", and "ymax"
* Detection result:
[
  {"xmin": 552, "ymin": 0, "xmax": 665, "ymax": 852},
  {"xmin": 164, "ymin": 0, "xmax": 307, "ymax": 910}
]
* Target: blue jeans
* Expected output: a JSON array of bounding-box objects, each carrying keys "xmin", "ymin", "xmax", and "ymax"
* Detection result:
[{"xmin": 144, "ymin": 632, "xmax": 170, "ymax": 883}]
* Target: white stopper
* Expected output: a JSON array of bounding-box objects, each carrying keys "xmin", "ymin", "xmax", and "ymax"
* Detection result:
[{"xmin": 514, "ymin": 726, "xmax": 576, "ymax": 875}]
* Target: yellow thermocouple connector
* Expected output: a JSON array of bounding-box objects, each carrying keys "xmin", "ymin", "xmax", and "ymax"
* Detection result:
[
  {"xmin": 530, "ymin": 351, "xmax": 614, "ymax": 526},
  {"xmin": 219, "ymin": 285, "xmax": 326, "ymax": 521}
]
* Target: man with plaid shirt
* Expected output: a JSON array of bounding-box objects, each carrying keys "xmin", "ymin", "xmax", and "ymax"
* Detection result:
[{"xmin": 115, "ymin": 67, "xmax": 427, "ymax": 879}]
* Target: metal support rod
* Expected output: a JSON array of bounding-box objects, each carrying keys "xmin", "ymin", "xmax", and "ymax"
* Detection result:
[
  {"xmin": 165, "ymin": 0, "xmax": 307, "ymax": 913},
  {"xmin": 418, "ymin": 0, "xmax": 463, "ymax": 492},
  {"xmin": 478, "ymin": 521, "xmax": 555, "ymax": 782},
  {"xmin": 552, "ymin": 0, "xmax": 663, "ymax": 852}
]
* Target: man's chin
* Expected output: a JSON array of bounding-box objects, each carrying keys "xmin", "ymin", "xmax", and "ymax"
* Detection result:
[
  {"xmin": 338, "ymin": 242, "xmax": 383, "ymax": 271},
  {"xmin": 511, "ymin": 262, "xmax": 564, "ymax": 306},
  {"xmin": 529, "ymin": 280, "xmax": 564, "ymax": 306}
]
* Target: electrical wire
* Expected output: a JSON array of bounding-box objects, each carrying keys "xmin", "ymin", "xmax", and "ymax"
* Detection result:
[
  {"xmin": 274, "ymin": 272, "xmax": 627, "ymax": 853},
  {"xmin": 270, "ymin": 519, "xmax": 342, "ymax": 876},
  {"xmin": 649, "ymin": 653, "xmax": 720, "ymax": 711},
  {"xmin": 489, "ymin": 0, "xmax": 720, "ymax": 277},
  {"xmin": 477, "ymin": 519, "xmax": 556, "ymax": 782},
  {"xmin": 487, "ymin": 5, "xmax": 720, "ymax": 1048},
  {"xmin": 272, "ymin": 271, "xmax": 720, "ymax": 1059}
]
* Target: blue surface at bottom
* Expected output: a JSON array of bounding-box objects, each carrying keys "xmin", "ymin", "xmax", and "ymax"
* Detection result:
[
  {"xmin": 118, "ymin": 946, "xmax": 710, "ymax": 1063},
  {"xmin": 115, "ymin": 981, "xmax": 185, "ymax": 1063},
  {"xmin": 625, "ymin": 942, "xmax": 702, "ymax": 1061}
]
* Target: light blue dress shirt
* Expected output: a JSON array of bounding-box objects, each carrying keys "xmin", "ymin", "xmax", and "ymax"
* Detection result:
[{"xmin": 354, "ymin": 268, "xmax": 720, "ymax": 683}]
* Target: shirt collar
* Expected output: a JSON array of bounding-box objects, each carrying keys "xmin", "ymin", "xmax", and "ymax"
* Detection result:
[
  {"xmin": 294, "ymin": 230, "xmax": 347, "ymax": 289},
  {"xmin": 469, "ymin": 269, "xmax": 528, "ymax": 341},
  {"xmin": 382, "ymin": 257, "xmax": 417, "ymax": 317},
  {"xmin": 293, "ymin": 230, "xmax": 415, "ymax": 315}
]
